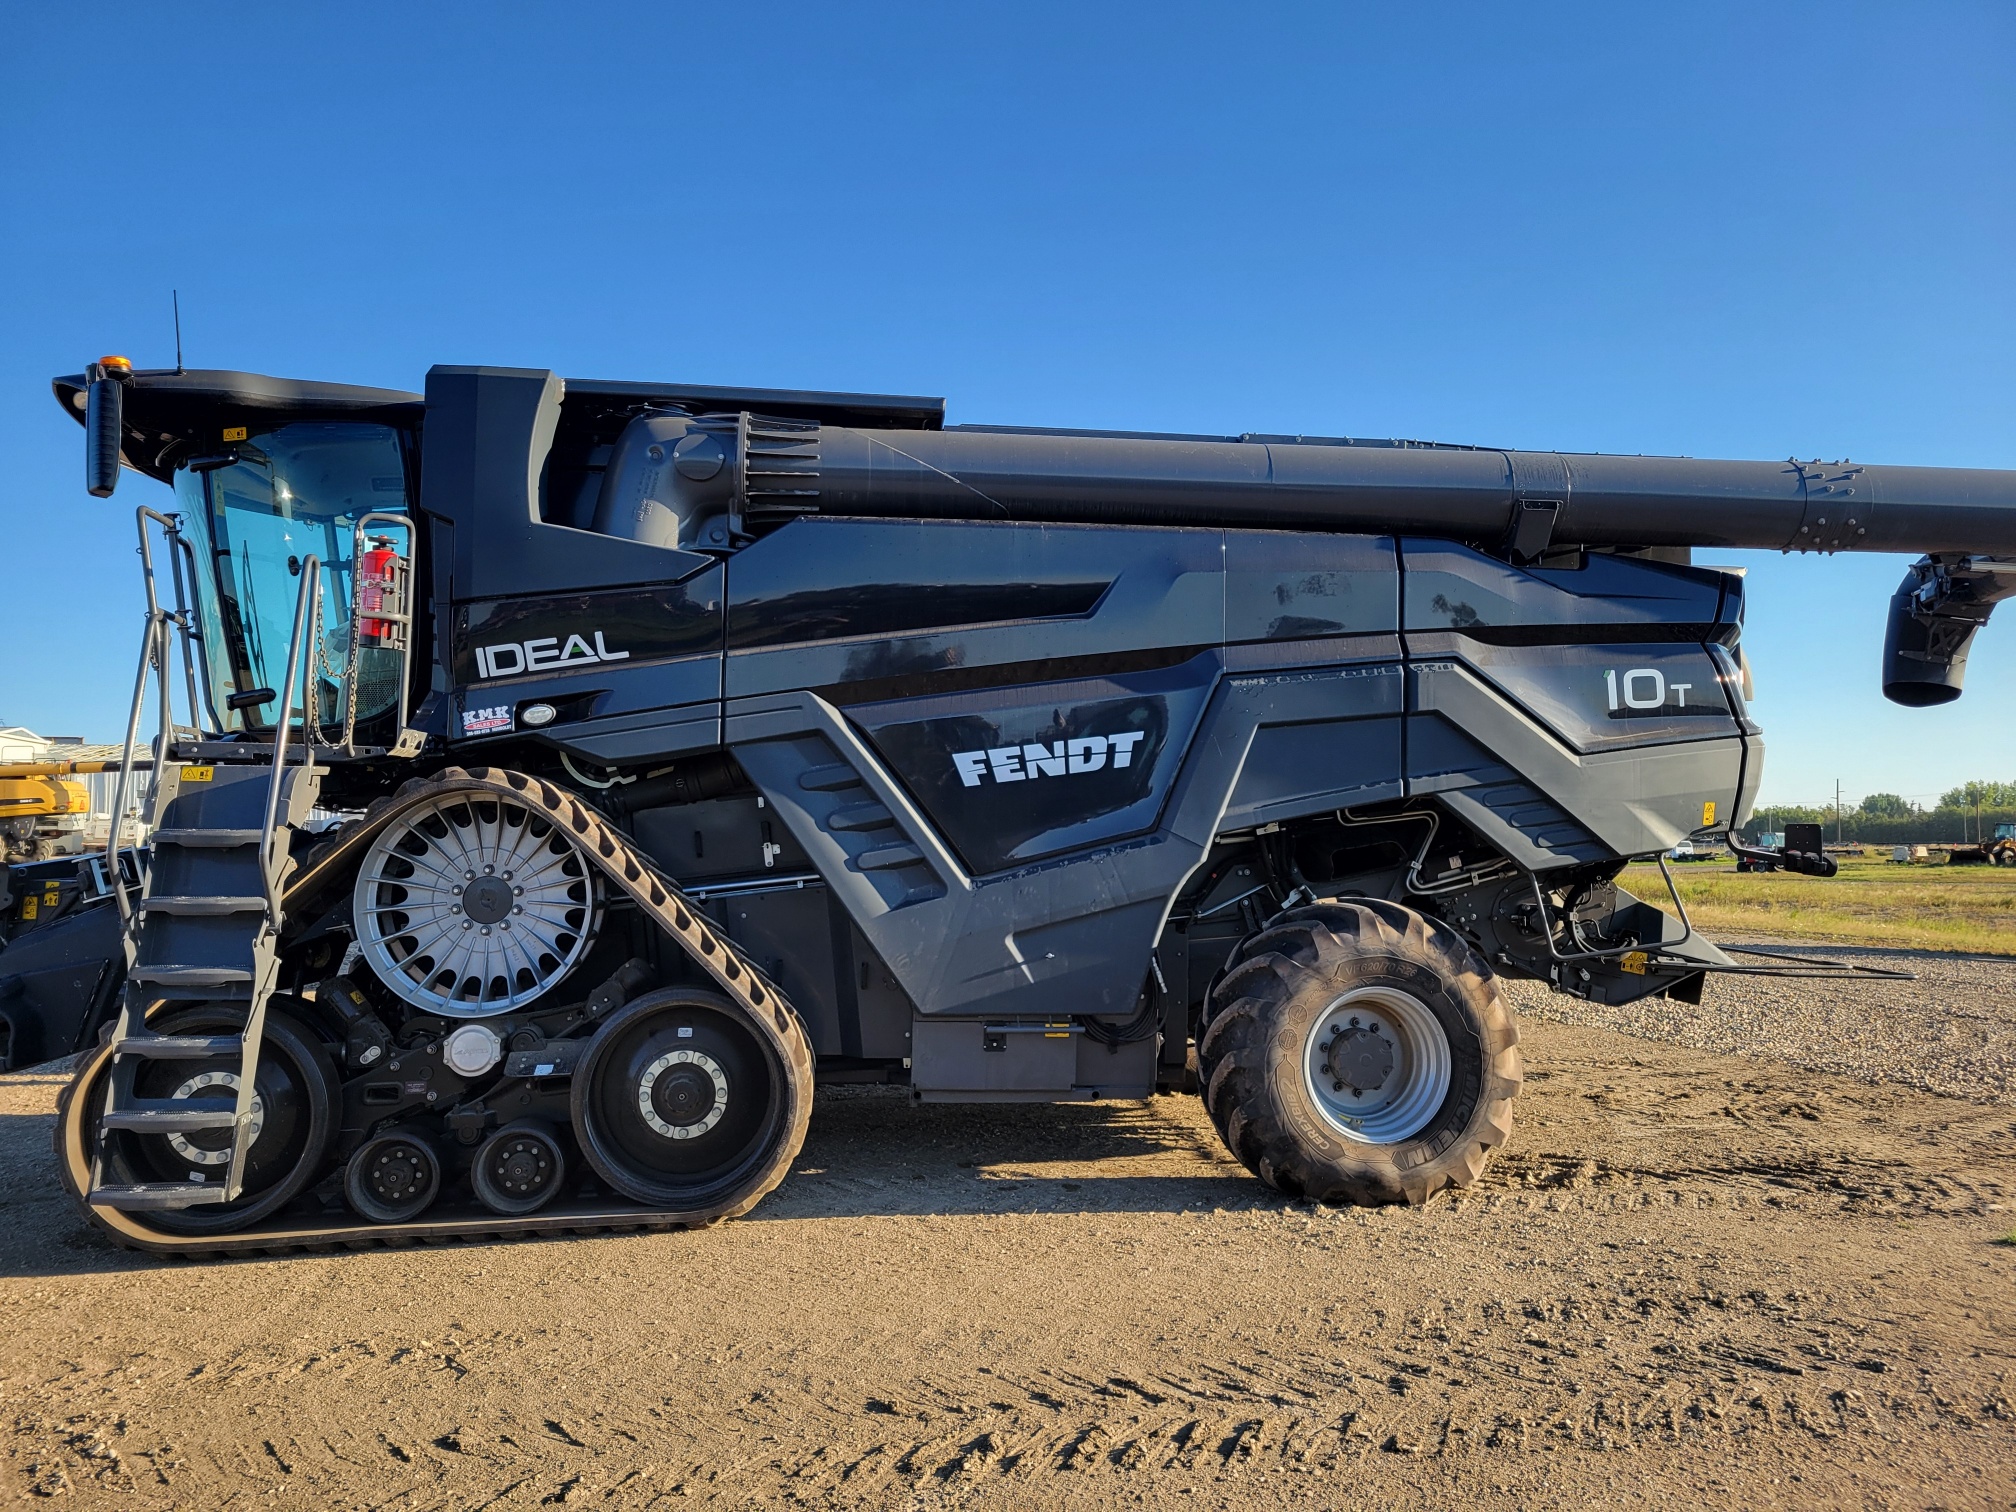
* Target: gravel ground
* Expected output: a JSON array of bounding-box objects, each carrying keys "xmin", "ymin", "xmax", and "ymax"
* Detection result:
[
  {"xmin": 1503, "ymin": 941, "xmax": 2016, "ymax": 1107},
  {"xmin": 4, "ymin": 940, "xmax": 2013, "ymax": 1509}
]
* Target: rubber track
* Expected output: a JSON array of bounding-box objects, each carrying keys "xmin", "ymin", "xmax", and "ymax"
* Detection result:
[{"xmin": 55, "ymin": 766, "xmax": 815, "ymax": 1259}]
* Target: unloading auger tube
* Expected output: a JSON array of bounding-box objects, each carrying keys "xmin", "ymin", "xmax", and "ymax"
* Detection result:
[
  {"xmin": 55, "ymin": 768, "xmax": 816, "ymax": 1257},
  {"xmin": 597, "ymin": 406, "xmax": 2016, "ymax": 554},
  {"xmin": 605, "ymin": 408, "xmax": 2016, "ymax": 700}
]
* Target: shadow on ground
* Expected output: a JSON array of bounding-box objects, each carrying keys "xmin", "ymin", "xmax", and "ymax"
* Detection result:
[{"xmin": 0, "ymin": 1078, "xmax": 1269, "ymax": 1278}]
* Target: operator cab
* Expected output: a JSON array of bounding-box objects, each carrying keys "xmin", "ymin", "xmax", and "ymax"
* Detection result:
[{"xmin": 52, "ymin": 366, "xmax": 423, "ymax": 749}]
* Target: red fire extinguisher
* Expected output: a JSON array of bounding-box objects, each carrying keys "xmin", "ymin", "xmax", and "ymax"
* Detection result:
[{"xmin": 358, "ymin": 535, "xmax": 403, "ymax": 645}]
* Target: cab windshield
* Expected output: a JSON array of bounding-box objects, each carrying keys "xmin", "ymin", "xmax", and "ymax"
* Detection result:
[{"xmin": 172, "ymin": 422, "xmax": 412, "ymax": 735}]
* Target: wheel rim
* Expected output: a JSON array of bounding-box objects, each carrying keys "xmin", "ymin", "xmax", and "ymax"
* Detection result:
[
  {"xmin": 573, "ymin": 992, "xmax": 787, "ymax": 1208},
  {"xmin": 354, "ymin": 792, "xmax": 598, "ymax": 1016},
  {"xmin": 1301, "ymin": 985, "xmax": 1452, "ymax": 1144}
]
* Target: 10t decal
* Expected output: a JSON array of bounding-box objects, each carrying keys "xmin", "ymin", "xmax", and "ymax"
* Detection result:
[{"xmin": 1603, "ymin": 667, "xmax": 1695, "ymax": 712}]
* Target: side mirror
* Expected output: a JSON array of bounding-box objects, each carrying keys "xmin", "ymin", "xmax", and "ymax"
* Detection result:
[{"xmin": 84, "ymin": 356, "xmax": 133, "ymax": 499}]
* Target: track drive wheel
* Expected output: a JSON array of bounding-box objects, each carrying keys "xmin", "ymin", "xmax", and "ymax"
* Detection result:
[
  {"xmin": 1198, "ymin": 900, "xmax": 1521, "ymax": 1206},
  {"xmin": 56, "ymin": 1003, "xmax": 340, "ymax": 1237},
  {"xmin": 572, "ymin": 987, "xmax": 812, "ymax": 1224}
]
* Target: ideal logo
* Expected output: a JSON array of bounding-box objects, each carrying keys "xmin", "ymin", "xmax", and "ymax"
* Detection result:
[
  {"xmin": 953, "ymin": 732, "xmax": 1148, "ymax": 787},
  {"xmin": 474, "ymin": 631, "xmax": 630, "ymax": 680}
]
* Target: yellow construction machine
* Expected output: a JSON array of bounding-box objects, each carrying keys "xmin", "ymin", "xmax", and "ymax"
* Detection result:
[{"xmin": 0, "ymin": 759, "xmax": 111, "ymax": 862}]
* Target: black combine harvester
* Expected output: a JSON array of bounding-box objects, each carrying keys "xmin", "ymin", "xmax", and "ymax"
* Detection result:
[{"xmin": 6, "ymin": 359, "xmax": 2012, "ymax": 1255}]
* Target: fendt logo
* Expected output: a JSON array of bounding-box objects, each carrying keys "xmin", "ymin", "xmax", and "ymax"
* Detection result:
[
  {"xmin": 474, "ymin": 632, "xmax": 630, "ymax": 680},
  {"xmin": 952, "ymin": 732, "xmax": 1148, "ymax": 787}
]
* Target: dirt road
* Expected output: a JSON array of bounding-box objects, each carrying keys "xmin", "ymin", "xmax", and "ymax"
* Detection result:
[{"xmin": 5, "ymin": 959, "xmax": 2014, "ymax": 1509}]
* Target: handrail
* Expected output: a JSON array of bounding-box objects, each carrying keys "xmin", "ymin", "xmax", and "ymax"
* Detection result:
[
  {"xmin": 259, "ymin": 555, "xmax": 321, "ymax": 927},
  {"xmin": 104, "ymin": 506, "xmax": 190, "ymax": 929},
  {"xmin": 166, "ymin": 531, "xmax": 217, "ymax": 734},
  {"xmin": 340, "ymin": 511, "xmax": 416, "ymax": 753}
]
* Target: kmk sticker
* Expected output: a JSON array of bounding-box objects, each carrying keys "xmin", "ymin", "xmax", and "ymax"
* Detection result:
[{"xmin": 461, "ymin": 705, "xmax": 513, "ymax": 737}]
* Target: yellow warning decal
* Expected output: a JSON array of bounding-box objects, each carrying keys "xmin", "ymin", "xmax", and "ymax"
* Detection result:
[
  {"xmin": 222, "ymin": 427, "xmax": 247, "ymax": 442},
  {"xmin": 1701, "ymin": 800, "xmax": 1717, "ymax": 826},
  {"xmin": 20, "ymin": 897, "xmax": 37, "ymax": 920},
  {"xmin": 183, "ymin": 765, "xmax": 214, "ymax": 783},
  {"xmin": 1619, "ymin": 950, "xmax": 1649, "ymax": 975}
]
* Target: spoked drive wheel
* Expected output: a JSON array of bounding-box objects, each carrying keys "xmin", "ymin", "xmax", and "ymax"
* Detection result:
[
  {"xmin": 1198, "ymin": 900, "xmax": 1522, "ymax": 1206},
  {"xmin": 571, "ymin": 987, "xmax": 812, "ymax": 1223},
  {"xmin": 353, "ymin": 790, "xmax": 600, "ymax": 1017},
  {"xmin": 56, "ymin": 1003, "xmax": 340, "ymax": 1236}
]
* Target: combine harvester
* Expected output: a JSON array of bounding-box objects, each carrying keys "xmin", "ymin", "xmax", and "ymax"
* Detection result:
[{"xmin": 4, "ymin": 357, "xmax": 2011, "ymax": 1254}]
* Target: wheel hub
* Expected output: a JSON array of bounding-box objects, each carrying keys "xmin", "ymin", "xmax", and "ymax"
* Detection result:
[
  {"xmin": 1324, "ymin": 1022, "xmax": 1396, "ymax": 1096},
  {"xmin": 638, "ymin": 1049, "xmax": 728, "ymax": 1139},
  {"xmin": 462, "ymin": 875, "xmax": 515, "ymax": 924},
  {"xmin": 497, "ymin": 1142, "xmax": 547, "ymax": 1190},
  {"xmin": 165, "ymin": 1070, "xmax": 264, "ymax": 1167},
  {"xmin": 367, "ymin": 1144, "xmax": 429, "ymax": 1203}
]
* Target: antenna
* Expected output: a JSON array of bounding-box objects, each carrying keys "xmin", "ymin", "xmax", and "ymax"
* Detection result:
[{"xmin": 172, "ymin": 290, "xmax": 184, "ymax": 373}]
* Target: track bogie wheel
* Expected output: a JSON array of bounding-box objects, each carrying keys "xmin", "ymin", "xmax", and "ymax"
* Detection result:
[
  {"xmin": 472, "ymin": 1119, "xmax": 567, "ymax": 1215},
  {"xmin": 1198, "ymin": 899, "xmax": 1522, "ymax": 1206},
  {"xmin": 344, "ymin": 1131, "xmax": 443, "ymax": 1223}
]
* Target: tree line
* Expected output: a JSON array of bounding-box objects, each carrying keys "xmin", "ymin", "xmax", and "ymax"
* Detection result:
[{"xmin": 1748, "ymin": 780, "xmax": 2016, "ymax": 845}]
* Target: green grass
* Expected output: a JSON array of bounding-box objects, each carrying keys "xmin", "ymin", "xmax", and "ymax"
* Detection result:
[
  {"xmin": 1994, "ymin": 1233, "xmax": 2016, "ymax": 1249},
  {"xmin": 1622, "ymin": 852, "xmax": 2016, "ymax": 957}
]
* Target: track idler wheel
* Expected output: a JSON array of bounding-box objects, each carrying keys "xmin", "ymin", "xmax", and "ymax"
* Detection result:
[
  {"xmin": 472, "ymin": 1120, "xmax": 566, "ymax": 1215},
  {"xmin": 571, "ymin": 987, "xmax": 812, "ymax": 1223},
  {"xmin": 58, "ymin": 1004, "xmax": 340, "ymax": 1236},
  {"xmin": 345, "ymin": 1131, "xmax": 443, "ymax": 1223}
]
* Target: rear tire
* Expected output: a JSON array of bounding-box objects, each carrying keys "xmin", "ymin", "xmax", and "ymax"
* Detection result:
[{"xmin": 1197, "ymin": 900, "xmax": 1521, "ymax": 1206}]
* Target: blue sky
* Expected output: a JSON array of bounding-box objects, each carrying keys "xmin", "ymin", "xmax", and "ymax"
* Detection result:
[{"xmin": 2, "ymin": 2, "xmax": 2010, "ymax": 809}]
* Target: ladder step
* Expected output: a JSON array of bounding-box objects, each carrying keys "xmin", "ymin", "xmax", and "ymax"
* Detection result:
[
  {"xmin": 130, "ymin": 966, "xmax": 254, "ymax": 988},
  {"xmin": 99, "ymin": 1099, "xmax": 238, "ymax": 1133},
  {"xmin": 150, "ymin": 828, "xmax": 264, "ymax": 848},
  {"xmin": 89, "ymin": 1182, "xmax": 233, "ymax": 1211},
  {"xmin": 138, "ymin": 895, "xmax": 268, "ymax": 916},
  {"xmin": 111, "ymin": 1034, "xmax": 242, "ymax": 1059}
]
